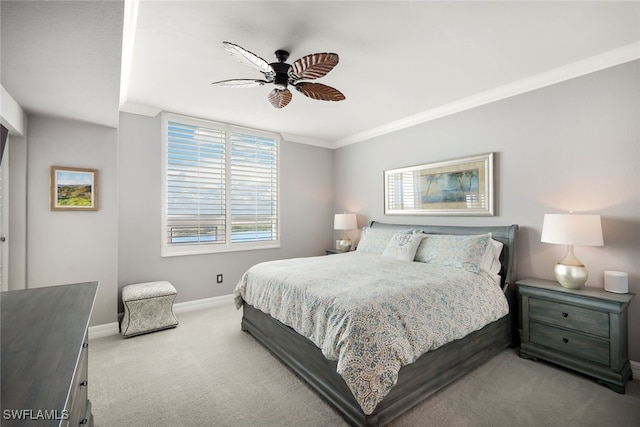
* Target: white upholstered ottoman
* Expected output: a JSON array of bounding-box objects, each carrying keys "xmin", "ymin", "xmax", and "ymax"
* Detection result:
[{"xmin": 121, "ymin": 281, "xmax": 178, "ymax": 338}]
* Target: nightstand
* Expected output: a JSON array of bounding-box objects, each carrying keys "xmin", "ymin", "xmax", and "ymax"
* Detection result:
[{"xmin": 517, "ymin": 278, "xmax": 634, "ymax": 393}]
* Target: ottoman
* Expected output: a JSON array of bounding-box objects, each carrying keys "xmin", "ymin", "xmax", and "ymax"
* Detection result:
[{"xmin": 121, "ymin": 281, "xmax": 178, "ymax": 337}]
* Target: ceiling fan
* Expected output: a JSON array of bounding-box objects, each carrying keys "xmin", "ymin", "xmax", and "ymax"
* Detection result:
[{"xmin": 211, "ymin": 41, "xmax": 346, "ymax": 109}]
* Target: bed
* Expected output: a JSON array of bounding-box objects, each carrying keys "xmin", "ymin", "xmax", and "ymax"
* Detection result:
[{"xmin": 234, "ymin": 221, "xmax": 518, "ymax": 426}]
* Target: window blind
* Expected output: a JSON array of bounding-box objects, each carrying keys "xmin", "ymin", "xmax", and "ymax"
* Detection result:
[
  {"xmin": 162, "ymin": 114, "xmax": 279, "ymax": 256},
  {"xmin": 230, "ymin": 132, "xmax": 278, "ymax": 243},
  {"xmin": 166, "ymin": 121, "xmax": 226, "ymax": 246}
]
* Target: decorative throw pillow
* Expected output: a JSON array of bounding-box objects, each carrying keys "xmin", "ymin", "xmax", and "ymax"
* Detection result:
[
  {"xmin": 414, "ymin": 233, "xmax": 491, "ymax": 273},
  {"xmin": 356, "ymin": 227, "xmax": 412, "ymax": 254},
  {"xmin": 381, "ymin": 233, "xmax": 424, "ymax": 261}
]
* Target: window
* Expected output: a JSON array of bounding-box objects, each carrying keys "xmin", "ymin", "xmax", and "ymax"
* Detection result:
[{"xmin": 162, "ymin": 113, "xmax": 279, "ymax": 256}]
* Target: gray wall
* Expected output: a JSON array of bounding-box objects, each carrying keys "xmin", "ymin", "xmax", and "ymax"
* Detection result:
[
  {"xmin": 117, "ymin": 112, "xmax": 334, "ymax": 309},
  {"xmin": 18, "ymin": 112, "xmax": 333, "ymax": 325},
  {"xmin": 333, "ymin": 60, "xmax": 640, "ymax": 360},
  {"xmin": 25, "ymin": 115, "xmax": 119, "ymax": 325}
]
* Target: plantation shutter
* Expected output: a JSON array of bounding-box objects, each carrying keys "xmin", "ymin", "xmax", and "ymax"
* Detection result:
[
  {"xmin": 166, "ymin": 121, "xmax": 226, "ymax": 246},
  {"xmin": 229, "ymin": 131, "xmax": 278, "ymax": 243},
  {"xmin": 162, "ymin": 113, "xmax": 280, "ymax": 256}
]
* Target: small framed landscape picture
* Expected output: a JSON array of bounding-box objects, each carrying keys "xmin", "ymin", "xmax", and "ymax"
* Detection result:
[{"xmin": 50, "ymin": 166, "xmax": 99, "ymax": 211}]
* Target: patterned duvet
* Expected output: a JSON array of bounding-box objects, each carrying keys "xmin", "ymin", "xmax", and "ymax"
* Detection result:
[{"xmin": 233, "ymin": 252, "xmax": 509, "ymax": 415}]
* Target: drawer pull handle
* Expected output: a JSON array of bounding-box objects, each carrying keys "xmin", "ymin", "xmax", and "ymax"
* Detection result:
[
  {"xmin": 83, "ymin": 342, "xmax": 89, "ymax": 348},
  {"xmin": 80, "ymin": 380, "xmax": 88, "ymax": 388},
  {"xmin": 562, "ymin": 312, "xmax": 568, "ymax": 318},
  {"xmin": 562, "ymin": 338, "xmax": 569, "ymax": 343},
  {"xmin": 80, "ymin": 418, "xmax": 88, "ymax": 425}
]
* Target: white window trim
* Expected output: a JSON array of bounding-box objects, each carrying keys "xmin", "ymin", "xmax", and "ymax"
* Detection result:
[{"xmin": 161, "ymin": 112, "xmax": 280, "ymax": 257}]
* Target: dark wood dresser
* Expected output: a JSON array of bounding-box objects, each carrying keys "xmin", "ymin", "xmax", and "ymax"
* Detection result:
[
  {"xmin": 1, "ymin": 282, "xmax": 98, "ymax": 426},
  {"xmin": 517, "ymin": 278, "xmax": 633, "ymax": 393}
]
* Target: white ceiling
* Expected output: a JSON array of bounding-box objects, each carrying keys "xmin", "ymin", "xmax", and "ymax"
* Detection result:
[
  {"xmin": 1, "ymin": 0, "xmax": 124, "ymax": 130},
  {"xmin": 2, "ymin": 1, "xmax": 640, "ymax": 148}
]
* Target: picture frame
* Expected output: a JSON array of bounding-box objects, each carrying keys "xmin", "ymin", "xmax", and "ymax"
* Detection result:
[
  {"xmin": 50, "ymin": 166, "xmax": 99, "ymax": 211},
  {"xmin": 384, "ymin": 152, "xmax": 494, "ymax": 216}
]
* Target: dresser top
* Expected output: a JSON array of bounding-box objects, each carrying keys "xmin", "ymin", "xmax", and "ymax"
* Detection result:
[
  {"xmin": 1, "ymin": 282, "xmax": 98, "ymax": 423},
  {"xmin": 516, "ymin": 277, "xmax": 634, "ymax": 304}
]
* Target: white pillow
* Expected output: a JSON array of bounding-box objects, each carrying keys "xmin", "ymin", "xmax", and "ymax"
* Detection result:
[
  {"xmin": 382, "ymin": 233, "xmax": 424, "ymax": 261},
  {"xmin": 356, "ymin": 227, "xmax": 413, "ymax": 254},
  {"xmin": 480, "ymin": 238, "xmax": 504, "ymax": 275}
]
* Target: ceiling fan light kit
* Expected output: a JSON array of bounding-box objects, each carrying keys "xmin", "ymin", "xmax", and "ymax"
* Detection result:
[{"xmin": 211, "ymin": 41, "xmax": 345, "ymax": 109}]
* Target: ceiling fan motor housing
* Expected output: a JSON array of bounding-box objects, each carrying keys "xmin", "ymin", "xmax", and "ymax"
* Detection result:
[{"xmin": 270, "ymin": 62, "xmax": 291, "ymax": 90}]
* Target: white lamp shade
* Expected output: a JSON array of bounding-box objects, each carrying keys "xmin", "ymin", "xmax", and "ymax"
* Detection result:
[
  {"xmin": 334, "ymin": 213, "xmax": 357, "ymax": 230},
  {"xmin": 541, "ymin": 214, "xmax": 603, "ymax": 246}
]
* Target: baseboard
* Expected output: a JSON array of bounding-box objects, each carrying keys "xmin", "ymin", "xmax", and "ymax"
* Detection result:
[
  {"xmin": 88, "ymin": 321, "xmax": 121, "ymax": 339},
  {"xmin": 173, "ymin": 293, "xmax": 235, "ymax": 314},
  {"xmin": 631, "ymin": 360, "xmax": 640, "ymax": 381},
  {"xmin": 88, "ymin": 293, "xmax": 235, "ymax": 339}
]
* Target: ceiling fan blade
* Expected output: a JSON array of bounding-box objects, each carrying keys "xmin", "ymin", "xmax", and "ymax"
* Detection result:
[
  {"xmin": 211, "ymin": 79, "xmax": 267, "ymax": 88},
  {"xmin": 295, "ymin": 82, "xmax": 345, "ymax": 102},
  {"xmin": 222, "ymin": 41, "xmax": 273, "ymax": 76},
  {"xmin": 290, "ymin": 53, "xmax": 339, "ymax": 80},
  {"xmin": 268, "ymin": 89, "xmax": 292, "ymax": 109}
]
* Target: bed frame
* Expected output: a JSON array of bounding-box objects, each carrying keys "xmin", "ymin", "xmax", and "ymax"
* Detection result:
[{"xmin": 240, "ymin": 222, "xmax": 518, "ymax": 426}]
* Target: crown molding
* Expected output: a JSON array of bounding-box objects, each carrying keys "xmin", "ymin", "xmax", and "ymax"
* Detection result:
[
  {"xmin": 332, "ymin": 41, "xmax": 640, "ymax": 149},
  {"xmin": 280, "ymin": 132, "xmax": 333, "ymax": 148},
  {"xmin": 120, "ymin": 101, "xmax": 162, "ymax": 117},
  {"xmin": 118, "ymin": 105, "xmax": 334, "ymax": 148},
  {"xmin": 118, "ymin": 43, "xmax": 640, "ymax": 150}
]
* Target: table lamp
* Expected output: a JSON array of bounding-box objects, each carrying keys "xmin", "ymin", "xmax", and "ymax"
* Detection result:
[
  {"xmin": 334, "ymin": 213, "xmax": 357, "ymax": 252},
  {"xmin": 541, "ymin": 213, "xmax": 603, "ymax": 289}
]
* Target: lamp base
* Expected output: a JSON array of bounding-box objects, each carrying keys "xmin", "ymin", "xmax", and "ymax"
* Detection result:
[
  {"xmin": 338, "ymin": 239, "xmax": 352, "ymax": 252},
  {"xmin": 554, "ymin": 263, "xmax": 588, "ymax": 289}
]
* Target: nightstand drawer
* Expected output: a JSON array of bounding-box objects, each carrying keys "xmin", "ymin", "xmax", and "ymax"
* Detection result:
[
  {"xmin": 530, "ymin": 322, "xmax": 609, "ymax": 366},
  {"xmin": 529, "ymin": 298, "xmax": 609, "ymax": 338}
]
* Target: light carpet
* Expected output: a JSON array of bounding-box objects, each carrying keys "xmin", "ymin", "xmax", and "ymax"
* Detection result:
[{"xmin": 89, "ymin": 303, "xmax": 640, "ymax": 426}]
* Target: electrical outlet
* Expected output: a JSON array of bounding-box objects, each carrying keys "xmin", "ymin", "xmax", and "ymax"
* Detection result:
[{"xmin": 216, "ymin": 274, "xmax": 223, "ymax": 284}]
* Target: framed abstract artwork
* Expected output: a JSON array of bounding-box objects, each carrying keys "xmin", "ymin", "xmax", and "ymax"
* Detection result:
[
  {"xmin": 384, "ymin": 152, "xmax": 494, "ymax": 216},
  {"xmin": 50, "ymin": 166, "xmax": 99, "ymax": 211}
]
